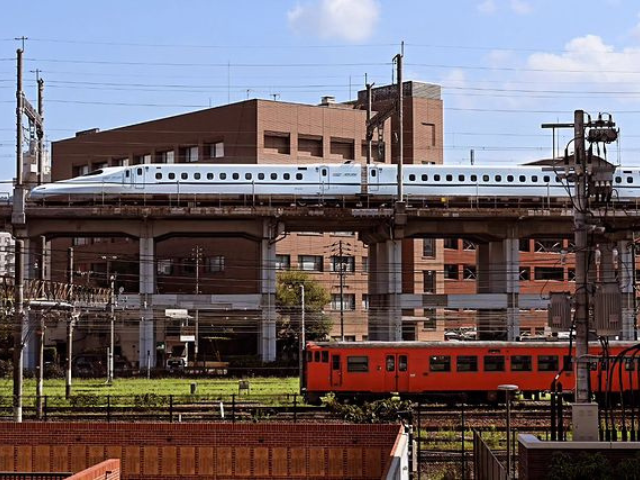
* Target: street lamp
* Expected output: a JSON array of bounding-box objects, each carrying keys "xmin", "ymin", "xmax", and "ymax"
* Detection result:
[{"xmin": 498, "ymin": 384, "xmax": 519, "ymax": 480}]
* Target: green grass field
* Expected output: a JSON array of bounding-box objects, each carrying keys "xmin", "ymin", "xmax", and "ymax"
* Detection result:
[{"xmin": 0, "ymin": 377, "xmax": 301, "ymax": 399}]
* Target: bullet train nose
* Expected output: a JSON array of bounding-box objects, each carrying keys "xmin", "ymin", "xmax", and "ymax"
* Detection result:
[{"xmin": 29, "ymin": 185, "xmax": 47, "ymax": 199}]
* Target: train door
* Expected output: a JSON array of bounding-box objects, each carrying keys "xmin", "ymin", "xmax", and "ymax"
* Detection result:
[
  {"xmin": 330, "ymin": 353, "xmax": 342, "ymax": 388},
  {"xmin": 368, "ymin": 166, "xmax": 380, "ymax": 192},
  {"xmin": 134, "ymin": 166, "xmax": 146, "ymax": 190},
  {"xmin": 319, "ymin": 166, "xmax": 330, "ymax": 194},
  {"xmin": 384, "ymin": 353, "xmax": 410, "ymax": 393}
]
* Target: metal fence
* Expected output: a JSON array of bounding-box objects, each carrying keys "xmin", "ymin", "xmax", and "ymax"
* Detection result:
[{"xmin": 473, "ymin": 430, "xmax": 507, "ymax": 480}]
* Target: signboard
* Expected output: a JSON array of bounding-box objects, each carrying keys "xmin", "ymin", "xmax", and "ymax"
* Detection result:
[
  {"xmin": 180, "ymin": 335, "xmax": 196, "ymax": 342},
  {"xmin": 165, "ymin": 309, "xmax": 190, "ymax": 319}
]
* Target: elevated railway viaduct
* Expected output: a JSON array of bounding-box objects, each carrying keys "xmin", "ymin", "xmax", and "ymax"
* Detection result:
[{"xmin": 2, "ymin": 200, "xmax": 637, "ymax": 365}]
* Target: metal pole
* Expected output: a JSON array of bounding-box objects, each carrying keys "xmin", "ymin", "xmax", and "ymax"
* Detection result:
[
  {"xmin": 12, "ymin": 239, "xmax": 24, "ymax": 422},
  {"xmin": 574, "ymin": 109, "xmax": 590, "ymax": 404},
  {"xmin": 339, "ymin": 240, "xmax": 345, "ymax": 341},
  {"xmin": 366, "ymin": 80, "xmax": 373, "ymax": 165},
  {"xmin": 506, "ymin": 393, "xmax": 511, "ymax": 479},
  {"xmin": 36, "ymin": 236, "xmax": 46, "ymax": 418},
  {"xmin": 65, "ymin": 247, "xmax": 74, "ymax": 400},
  {"xmin": 299, "ymin": 284, "xmax": 305, "ymax": 391},
  {"xmin": 16, "ymin": 49, "xmax": 23, "ymax": 188},
  {"xmin": 107, "ymin": 274, "xmax": 115, "ymax": 384},
  {"xmin": 37, "ymin": 76, "xmax": 44, "ymax": 185},
  {"xmin": 396, "ymin": 50, "xmax": 404, "ymax": 202}
]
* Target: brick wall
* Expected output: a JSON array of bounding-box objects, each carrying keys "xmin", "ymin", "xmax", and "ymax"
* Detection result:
[
  {"xmin": 66, "ymin": 459, "xmax": 121, "ymax": 480},
  {"xmin": 0, "ymin": 422, "xmax": 401, "ymax": 479}
]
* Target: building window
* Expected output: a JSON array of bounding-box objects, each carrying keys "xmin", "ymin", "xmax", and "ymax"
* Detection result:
[
  {"xmin": 275, "ymin": 254, "xmax": 290, "ymax": 271},
  {"xmin": 113, "ymin": 157, "xmax": 129, "ymax": 166},
  {"xmin": 362, "ymin": 294, "xmax": 369, "ymax": 310},
  {"xmin": 299, "ymin": 135, "xmax": 323, "ymax": 157},
  {"xmin": 422, "ymin": 122, "xmax": 436, "ymax": 146},
  {"xmin": 462, "ymin": 240, "xmax": 476, "ymax": 251},
  {"xmin": 157, "ymin": 150, "xmax": 175, "ymax": 164},
  {"xmin": 534, "ymin": 267, "xmax": 564, "ymax": 281},
  {"xmin": 568, "ymin": 268, "xmax": 576, "ymax": 282},
  {"xmin": 534, "ymin": 239, "xmax": 563, "ymax": 253},
  {"xmin": 181, "ymin": 146, "xmax": 199, "ymax": 163},
  {"xmin": 72, "ymin": 237, "xmax": 92, "ymax": 246},
  {"xmin": 73, "ymin": 165, "xmax": 90, "ymax": 177},
  {"xmin": 519, "ymin": 267, "xmax": 531, "ymax": 281},
  {"xmin": 264, "ymin": 132, "xmax": 290, "ymax": 155},
  {"xmin": 330, "ymin": 256, "xmax": 355, "ymax": 273},
  {"xmin": 444, "ymin": 238, "xmax": 458, "ymax": 250},
  {"xmin": 299, "ymin": 255, "xmax": 323, "ymax": 272},
  {"xmin": 445, "ymin": 264, "xmax": 459, "ymax": 280},
  {"xmin": 423, "ymin": 238, "xmax": 435, "ymax": 257},
  {"xmin": 330, "ymin": 137, "xmax": 355, "ymax": 160},
  {"xmin": 519, "ymin": 238, "xmax": 531, "ymax": 252},
  {"xmin": 423, "ymin": 270, "xmax": 436, "ymax": 293},
  {"xmin": 423, "ymin": 308, "xmax": 437, "ymax": 330},
  {"xmin": 206, "ymin": 256, "xmax": 225, "ymax": 273},
  {"xmin": 206, "ymin": 141, "xmax": 224, "ymax": 158},
  {"xmin": 362, "ymin": 257, "xmax": 368, "ymax": 273},
  {"xmin": 157, "ymin": 259, "xmax": 173, "ymax": 275},
  {"xmin": 134, "ymin": 154, "xmax": 152, "ymax": 165},
  {"xmin": 331, "ymin": 294, "xmax": 355, "ymax": 310}
]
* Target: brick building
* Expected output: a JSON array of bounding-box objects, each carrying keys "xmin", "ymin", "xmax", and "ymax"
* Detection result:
[{"xmin": 48, "ymin": 81, "xmax": 445, "ymax": 366}]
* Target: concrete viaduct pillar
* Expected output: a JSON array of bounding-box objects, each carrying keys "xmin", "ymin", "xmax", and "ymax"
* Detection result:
[
  {"xmin": 368, "ymin": 239, "xmax": 403, "ymax": 341},
  {"xmin": 476, "ymin": 237, "xmax": 520, "ymax": 340},
  {"xmin": 139, "ymin": 236, "xmax": 155, "ymax": 369},
  {"xmin": 259, "ymin": 221, "xmax": 277, "ymax": 362},
  {"xmin": 617, "ymin": 240, "xmax": 636, "ymax": 340}
]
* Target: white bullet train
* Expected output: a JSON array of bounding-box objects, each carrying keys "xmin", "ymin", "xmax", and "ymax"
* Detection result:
[{"xmin": 27, "ymin": 162, "xmax": 640, "ymax": 203}]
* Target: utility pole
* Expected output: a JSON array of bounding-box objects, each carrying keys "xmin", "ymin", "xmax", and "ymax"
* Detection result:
[
  {"xmin": 395, "ymin": 48, "xmax": 404, "ymax": 203},
  {"xmin": 36, "ymin": 71, "xmax": 44, "ymax": 185},
  {"xmin": 192, "ymin": 245, "xmax": 204, "ymax": 365},
  {"xmin": 365, "ymin": 77, "xmax": 374, "ymax": 165},
  {"xmin": 36, "ymin": 235, "xmax": 46, "ymax": 418},
  {"xmin": 12, "ymin": 239, "xmax": 24, "ymax": 422},
  {"xmin": 66, "ymin": 247, "xmax": 73, "ymax": 399},
  {"xmin": 298, "ymin": 283, "xmax": 305, "ymax": 391},
  {"xmin": 542, "ymin": 111, "xmax": 617, "ymax": 405},
  {"xmin": 102, "ymin": 255, "xmax": 117, "ymax": 385}
]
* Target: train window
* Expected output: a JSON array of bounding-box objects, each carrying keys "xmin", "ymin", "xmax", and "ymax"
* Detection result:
[
  {"xmin": 220, "ymin": 173, "xmax": 227, "ymax": 180},
  {"xmin": 511, "ymin": 355, "xmax": 533, "ymax": 372},
  {"xmin": 625, "ymin": 358, "xmax": 635, "ymax": 371},
  {"xmin": 615, "ymin": 176, "xmax": 622, "ymax": 184},
  {"xmin": 398, "ymin": 355, "xmax": 408, "ymax": 372},
  {"xmin": 495, "ymin": 175, "xmax": 502, "ymax": 182},
  {"xmin": 296, "ymin": 173, "xmax": 303, "ymax": 180},
  {"xmin": 284, "ymin": 173, "xmax": 291, "ymax": 180},
  {"xmin": 371, "ymin": 169, "xmax": 377, "ymax": 177},
  {"xmin": 137, "ymin": 168, "xmax": 143, "ymax": 176},
  {"xmin": 434, "ymin": 175, "xmax": 441, "ymax": 181},
  {"xmin": 543, "ymin": 175, "xmax": 550, "ymax": 182},
  {"xmin": 207, "ymin": 173, "xmax": 214, "ymax": 180},
  {"xmin": 232, "ymin": 173, "xmax": 240, "ymax": 180},
  {"xmin": 538, "ymin": 355, "xmax": 559, "ymax": 372},
  {"xmin": 532, "ymin": 175, "xmax": 538, "ymax": 182},
  {"xmin": 181, "ymin": 172, "xmax": 188, "ymax": 180},
  {"xmin": 470, "ymin": 175, "xmax": 477, "ymax": 182},
  {"xmin": 409, "ymin": 174, "xmax": 416, "ymax": 181},
  {"xmin": 258, "ymin": 173, "xmax": 265, "ymax": 180},
  {"xmin": 628, "ymin": 177, "xmax": 634, "ymax": 184},
  {"xmin": 322, "ymin": 351, "xmax": 328, "ymax": 363},
  {"xmin": 155, "ymin": 173, "xmax": 162, "ymax": 180},
  {"xmin": 507, "ymin": 175, "xmax": 514, "ymax": 182},
  {"xmin": 459, "ymin": 175, "xmax": 465, "ymax": 182},
  {"xmin": 271, "ymin": 173, "xmax": 277, "ymax": 180},
  {"xmin": 480, "ymin": 175, "xmax": 488, "ymax": 182},
  {"xmin": 245, "ymin": 173, "xmax": 252, "ymax": 180},
  {"xmin": 422, "ymin": 174, "xmax": 428, "ymax": 181},
  {"xmin": 332, "ymin": 355, "xmax": 341, "ymax": 370},
  {"xmin": 589, "ymin": 360, "xmax": 599, "ymax": 371},
  {"xmin": 446, "ymin": 174, "xmax": 453, "ymax": 182},
  {"xmin": 484, "ymin": 356, "xmax": 505, "ymax": 372},
  {"xmin": 456, "ymin": 356, "xmax": 478, "ymax": 372},
  {"xmin": 314, "ymin": 351, "xmax": 320, "ymax": 362},
  {"xmin": 386, "ymin": 355, "xmax": 395, "ymax": 372},
  {"xmin": 306, "ymin": 351, "xmax": 312, "ymax": 362},
  {"xmin": 125, "ymin": 170, "xmax": 130, "ymax": 178},
  {"xmin": 555, "ymin": 176, "xmax": 561, "ymax": 182},
  {"xmin": 322, "ymin": 168, "xmax": 328, "ymax": 176},
  {"xmin": 430, "ymin": 355, "xmax": 451, "ymax": 372},
  {"xmin": 347, "ymin": 356, "xmax": 369, "ymax": 373},
  {"xmin": 519, "ymin": 175, "xmax": 526, "ymax": 182},
  {"xmin": 194, "ymin": 173, "xmax": 201, "ymax": 180},
  {"xmin": 168, "ymin": 173, "xmax": 176, "ymax": 180}
]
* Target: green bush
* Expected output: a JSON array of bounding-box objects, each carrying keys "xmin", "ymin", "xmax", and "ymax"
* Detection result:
[
  {"xmin": 133, "ymin": 393, "xmax": 166, "ymax": 408},
  {"xmin": 0, "ymin": 360, "xmax": 11, "ymax": 377},
  {"xmin": 322, "ymin": 393, "xmax": 413, "ymax": 424},
  {"xmin": 548, "ymin": 451, "xmax": 612, "ymax": 480},
  {"xmin": 70, "ymin": 394, "xmax": 100, "ymax": 408}
]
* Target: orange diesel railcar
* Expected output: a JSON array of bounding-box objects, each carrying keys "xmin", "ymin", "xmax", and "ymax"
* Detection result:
[{"xmin": 303, "ymin": 341, "xmax": 639, "ymax": 404}]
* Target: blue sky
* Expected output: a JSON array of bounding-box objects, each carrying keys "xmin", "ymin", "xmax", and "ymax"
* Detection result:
[{"xmin": 1, "ymin": 0, "xmax": 640, "ymax": 184}]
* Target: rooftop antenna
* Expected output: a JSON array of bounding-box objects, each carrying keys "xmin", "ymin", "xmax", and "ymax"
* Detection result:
[{"xmin": 470, "ymin": 149, "xmax": 475, "ymax": 166}]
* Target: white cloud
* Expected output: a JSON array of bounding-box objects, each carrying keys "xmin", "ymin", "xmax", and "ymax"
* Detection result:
[
  {"xmin": 287, "ymin": 0, "xmax": 380, "ymax": 42},
  {"xmin": 509, "ymin": 0, "xmax": 532, "ymax": 15},
  {"xmin": 477, "ymin": 0, "xmax": 497, "ymax": 14}
]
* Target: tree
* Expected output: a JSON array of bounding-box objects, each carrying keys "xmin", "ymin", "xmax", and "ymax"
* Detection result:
[{"xmin": 276, "ymin": 270, "xmax": 332, "ymax": 360}]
